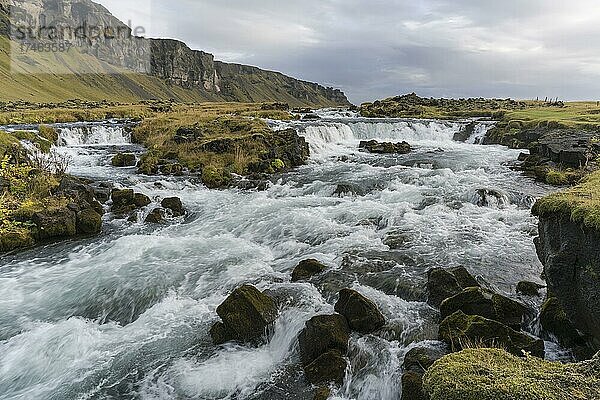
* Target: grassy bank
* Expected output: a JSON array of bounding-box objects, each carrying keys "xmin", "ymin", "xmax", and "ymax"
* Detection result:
[{"xmin": 533, "ymin": 170, "xmax": 600, "ymax": 230}]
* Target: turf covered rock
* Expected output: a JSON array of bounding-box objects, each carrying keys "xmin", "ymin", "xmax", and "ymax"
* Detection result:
[
  {"xmin": 423, "ymin": 348, "xmax": 600, "ymax": 400},
  {"xmin": 334, "ymin": 289, "xmax": 385, "ymax": 333},
  {"xmin": 427, "ymin": 267, "xmax": 479, "ymax": 307}
]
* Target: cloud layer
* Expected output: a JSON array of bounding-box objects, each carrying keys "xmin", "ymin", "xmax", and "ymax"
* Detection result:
[{"xmin": 100, "ymin": 0, "xmax": 600, "ymax": 104}]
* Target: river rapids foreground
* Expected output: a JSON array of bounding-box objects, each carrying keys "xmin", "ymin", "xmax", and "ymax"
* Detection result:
[{"xmin": 0, "ymin": 112, "xmax": 559, "ymax": 400}]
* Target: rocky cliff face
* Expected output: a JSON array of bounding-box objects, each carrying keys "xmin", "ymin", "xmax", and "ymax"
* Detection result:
[
  {"xmin": 534, "ymin": 210, "xmax": 600, "ymax": 350},
  {"xmin": 3, "ymin": 0, "xmax": 350, "ymax": 106}
]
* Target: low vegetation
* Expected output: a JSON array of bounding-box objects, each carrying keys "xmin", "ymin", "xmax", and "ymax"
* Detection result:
[
  {"xmin": 132, "ymin": 103, "xmax": 304, "ymax": 188},
  {"xmin": 423, "ymin": 348, "xmax": 600, "ymax": 400},
  {"xmin": 533, "ymin": 170, "xmax": 600, "ymax": 230}
]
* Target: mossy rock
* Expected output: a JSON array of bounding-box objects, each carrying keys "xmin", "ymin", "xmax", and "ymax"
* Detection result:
[
  {"xmin": 76, "ymin": 209, "xmax": 102, "ymax": 235},
  {"xmin": 31, "ymin": 206, "xmax": 77, "ymax": 240},
  {"xmin": 423, "ymin": 348, "xmax": 600, "ymax": 400},
  {"xmin": 291, "ymin": 259, "xmax": 327, "ymax": 282},
  {"xmin": 145, "ymin": 208, "xmax": 164, "ymax": 224},
  {"xmin": 38, "ymin": 124, "xmax": 58, "ymax": 143},
  {"xmin": 111, "ymin": 152, "xmax": 137, "ymax": 167},
  {"xmin": 401, "ymin": 371, "xmax": 428, "ymax": 400},
  {"xmin": 0, "ymin": 228, "xmax": 35, "ymax": 253},
  {"xmin": 440, "ymin": 287, "xmax": 527, "ymax": 330},
  {"xmin": 213, "ymin": 285, "xmax": 278, "ymax": 344},
  {"xmin": 516, "ymin": 281, "xmax": 545, "ymax": 296},
  {"xmin": 161, "ymin": 197, "xmax": 185, "ymax": 217},
  {"xmin": 201, "ymin": 166, "xmax": 232, "ymax": 189},
  {"xmin": 334, "ymin": 288, "xmax": 386, "ymax": 334},
  {"xmin": 439, "ymin": 311, "xmax": 544, "ymax": 358}
]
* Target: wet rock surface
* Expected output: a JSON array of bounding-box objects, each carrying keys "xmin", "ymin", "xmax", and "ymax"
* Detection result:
[
  {"xmin": 359, "ymin": 140, "xmax": 411, "ymax": 154},
  {"xmin": 334, "ymin": 288, "xmax": 386, "ymax": 334},
  {"xmin": 211, "ymin": 285, "xmax": 278, "ymax": 344},
  {"xmin": 291, "ymin": 259, "xmax": 328, "ymax": 282}
]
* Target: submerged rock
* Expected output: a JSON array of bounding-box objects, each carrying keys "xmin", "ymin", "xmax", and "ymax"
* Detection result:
[
  {"xmin": 359, "ymin": 140, "xmax": 411, "ymax": 154},
  {"xmin": 334, "ymin": 289, "xmax": 386, "ymax": 334},
  {"xmin": 440, "ymin": 287, "xmax": 527, "ymax": 330},
  {"xmin": 134, "ymin": 193, "xmax": 151, "ymax": 208},
  {"xmin": 211, "ymin": 285, "xmax": 278, "ymax": 345},
  {"xmin": 439, "ymin": 311, "xmax": 544, "ymax": 358},
  {"xmin": 291, "ymin": 259, "xmax": 328, "ymax": 282},
  {"xmin": 333, "ymin": 183, "xmax": 364, "ymax": 197}
]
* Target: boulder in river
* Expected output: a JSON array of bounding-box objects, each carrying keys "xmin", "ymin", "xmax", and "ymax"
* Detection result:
[
  {"xmin": 427, "ymin": 267, "xmax": 480, "ymax": 308},
  {"xmin": 359, "ymin": 140, "xmax": 411, "ymax": 154},
  {"xmin": 440, "ymin": 287, "xmax": 527, "ymax": 330},
  {"xmin": 439, "ymin": 311, "xmax": 545, "ymax": 358},
  {"xmin": 291, "ymin": 259, "xmax": 328, "ymax": 282},
  {"xmin": 31, "ymin": 206, "xmax": 77, "ymax": 240},
  {"xmin": 161, "ymin": 197, "xmax": 185, "ymax": 217},
  {"xmin": 76, "ymin": 209, "xmax": 102, "ymax": 235},
  {"xmin": 298, "ymin": 314, "xmax": 350, "ymax": 386},
  {"xmin": 144, "ymin": 208, "xmax": 165, "ymax": 224},
  {"xmin": 333, "ymin": 183, "xmax": 364, "ymax": 197},
  {"xmin": 111, "ymin": 152, "xmax": 137, "ymax": 167},
  {"xmin": 211, "ymin": 285, "xmax": 278, "ymax": 344},
  {"xmin": 334, "ymin": 288, "xmax": 386, "ymax": 334}
]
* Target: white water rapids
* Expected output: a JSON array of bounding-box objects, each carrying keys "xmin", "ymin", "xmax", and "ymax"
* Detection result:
[{"xmin": 0, "ymin": 117, "xmax": 557, "ymax": 400}]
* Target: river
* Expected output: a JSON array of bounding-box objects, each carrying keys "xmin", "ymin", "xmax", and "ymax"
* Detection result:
[{"xmin": 0, "ymin": 112, "xmax": 558, "ymax": 399}]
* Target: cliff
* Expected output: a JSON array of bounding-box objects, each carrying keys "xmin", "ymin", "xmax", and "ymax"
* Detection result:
[
  {"xmin": 1, "ymin": 0, "xmax": 350, "ymax": 107},
  {"xmin": 533, "ymin": 172, "xmax": 600, "ymax": 350}
]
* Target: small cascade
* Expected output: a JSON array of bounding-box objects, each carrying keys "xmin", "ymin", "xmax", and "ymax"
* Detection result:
[
  {"xmin": 466, "ymin": 122, "xmax": 495, "ymax": 144},
  {"xmin": 56, "ymin": 125, "xmax": 132, "ymax": 146}
]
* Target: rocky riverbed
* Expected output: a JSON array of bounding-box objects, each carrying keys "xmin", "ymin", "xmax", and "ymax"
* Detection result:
[{"xmin": 0, "ymin": 112, "xmax": 593, "ymax": 399}]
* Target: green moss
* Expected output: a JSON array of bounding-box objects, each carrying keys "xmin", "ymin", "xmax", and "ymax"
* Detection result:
[
  {"xmin": 201, "ymin": 166, "xmax": 232, "ymax": 189},
  {"xmin": 533, "ymin": 170, "xmax": 600, "ymax": 230},
  {"xmin": 545, "ymin": 169, "xmax": 569, "ymax": 186},
  {"xmin": 38, "ymin": 125, "xmax": 59, "ymax": 143},
  {"xmin": 12, "ymin": 130, "xmax": 53, "ymax": 153},
  {"xmin": 271, "ymin": 159, "xmax": 285, "ymax": 172},
  {"xmin": 423, "ymin": 348, "xmax": 600, "ymax": 400}
]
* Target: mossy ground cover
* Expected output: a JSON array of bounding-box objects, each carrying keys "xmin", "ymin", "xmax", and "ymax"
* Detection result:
[
  {"xmin": 533, "ymin": 170, "xmax": 600, "ymax": 230},
  {"xmin": 423, "ymin": 348, "xmax": 600, "ymax": 400},
  {"xmin": 133, "ymin": 103, "xmax": 297, "ymax": 187}
]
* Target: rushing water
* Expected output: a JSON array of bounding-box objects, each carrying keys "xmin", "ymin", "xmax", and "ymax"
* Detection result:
[{"xmin": 0, "ymin": 115, "xmax": 556, "ymax": 400}]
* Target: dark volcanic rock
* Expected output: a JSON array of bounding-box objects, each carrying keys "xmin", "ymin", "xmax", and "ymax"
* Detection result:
[
  {"xmin": 144, "ymin": 208, "xmax": 164, "ymax": 224},
  {"xmin": 440, "ymin": 287, "xmax": 527, "ymax": 330},
  {"xmin": 535, "ymin": 211, "xmax": 600, "ymax": 349},
  {"xmin": 401, "ymin": 345, "xmax": 449, "ymax": 400},
  {"xmin": 333, "ymin": 183, "xmax": 365, "ymax": 197},
  {"xmin": 211, "ymin": 285, "xmax": 278, "ymax": 344},
  {"xmin": 359, "ymin": 140, "xmax": 411, "ymax": 154},
  {"xmin": 334, "ymin": 289, "xmax": 386, "ymax": 333},
  {"xmin": 517, "ymin": 281, "xmax": 545, "ymax": 296},
  {"xmin": 540, "ymin": 297, "xmax": 587, "ymax": 348},
  {"xmin": 427, "ymin": 267, "xmax": 480, "ymax": 308},
  {"xmin": 134, "ymin": 193, "xmax": 152, "ymax": 208},
  {"xmin": 439, "ymin": 311, "xmax": 545, "ymax": 358},
  {"xmin": 303, "ymin": 350, "xmax": 347, "ymax": 386},
  {"xmin": 161, "ymin": 197, "xmax": 185, "ymax": 217},
  {"xmin": 291, "ymin": 259, "xmax": 328, "ymax": 282},
  {"xmin": 298, "ymin": 314, "xmax": 350, "ymax": 366},
  {"xmin": 31, "ymin": 206, "xmax": 77, "ymax": 240}
]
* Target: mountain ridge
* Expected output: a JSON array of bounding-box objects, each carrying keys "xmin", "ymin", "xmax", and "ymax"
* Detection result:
[{"xmin": 0, "ymin": 0, "xmax": 350, "ymax": 107}]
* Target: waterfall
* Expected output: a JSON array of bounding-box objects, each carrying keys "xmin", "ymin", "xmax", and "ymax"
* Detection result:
[
  {"xmin": 56, "ymin": 125, "xmax": 132, "ymax": 146},
  {"xmin": 466, "ymin": 122, "xmax": 495, "ymax": 144}
]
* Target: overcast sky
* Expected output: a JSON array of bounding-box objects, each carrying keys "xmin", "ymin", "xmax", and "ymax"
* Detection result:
[{"xmin": 98, "ymin": 0, "xmax": 600, "ymax": 104}]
